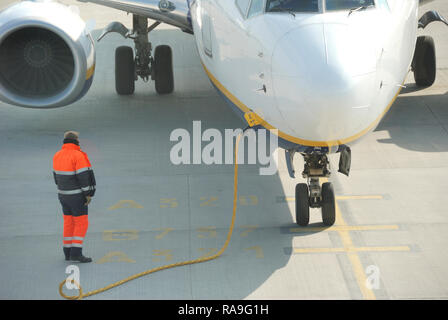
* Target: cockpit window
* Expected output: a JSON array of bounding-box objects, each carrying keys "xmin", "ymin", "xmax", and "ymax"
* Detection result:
[
  {"xmin": 376, "ymin": 0, "xmax": 389, "ymax": 11},
  {"xmin": 236, "ymin": 0, "xmax": 251, "ymax": 16},
  {"xmin": 266, "ymin": 0, "xmax": 319, "ymax": 13},
  {"xmin": 248, "ymin": 0, "xmax": 265, "ymax": 18},
  {"xmin": 325, "ymin": 0, "xmax": 375, "ymax": 11}
]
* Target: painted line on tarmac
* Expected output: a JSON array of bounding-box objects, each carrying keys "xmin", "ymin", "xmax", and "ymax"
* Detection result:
[
  {"xmin": 279, "ymin": 195, "xmax": 384, "ymax": 203},
  {"xmin": 292, "ymin": 246, "xmax": 411, "ymax": 254},
  {"xmin": 289, "ymin": 225, "xmax": 399, "ymax": 233}
]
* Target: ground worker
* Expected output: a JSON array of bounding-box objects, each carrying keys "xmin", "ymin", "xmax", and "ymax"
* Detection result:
[{"xmin": 53, "ymin": 131, "xmax": 96, "ymax": 263}]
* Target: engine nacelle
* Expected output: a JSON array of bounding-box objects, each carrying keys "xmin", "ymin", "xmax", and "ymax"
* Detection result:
[{"xmin": 0, "ymin": 0, "xmax": 95, "ymax": 108}]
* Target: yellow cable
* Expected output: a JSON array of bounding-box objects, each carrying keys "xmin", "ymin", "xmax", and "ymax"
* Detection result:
[{"xmin": 59, "ymin": 134, "xmax": 242, "ymax": 300}]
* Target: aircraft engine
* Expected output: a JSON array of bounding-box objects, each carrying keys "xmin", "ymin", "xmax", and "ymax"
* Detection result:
[{"xmin": 0, "ymin": 0, "xmax": 95, "ymax": 108}]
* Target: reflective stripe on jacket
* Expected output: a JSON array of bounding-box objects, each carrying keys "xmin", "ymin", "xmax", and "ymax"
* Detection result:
[{"xmin": 53, "ymin": 143, "xmax": 96, "ymax": 197}]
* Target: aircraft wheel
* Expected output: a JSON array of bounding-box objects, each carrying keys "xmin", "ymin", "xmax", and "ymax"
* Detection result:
[
  {"xmin": 295, "ymin": 183, "xmax": 310, "ymax": 226},
  {"xmin": 321, "ymin": 182, "xmax": 336, "ymax": 226},
  {"xmin": 115, "ymin": 46, "xmax": 135, "ymax": 95},
  {"xmin": 153, "ymin": 45, "xmax": 174, "ymax": 94},
  {"xmin": 413, "ymin": 36, "xmax": 436, "ymax": 87}
]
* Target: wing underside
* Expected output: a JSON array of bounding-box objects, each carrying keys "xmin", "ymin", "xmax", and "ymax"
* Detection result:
[
  {"xmin": 419, "ymin": 0, "xmax": 435, "ymax": 6},
  {"xmin": 78, "ymin": 0, "xmax": 192, "ymax": 32}
]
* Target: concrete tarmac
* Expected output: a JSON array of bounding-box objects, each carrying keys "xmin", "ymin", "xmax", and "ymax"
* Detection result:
[{"xmin": 1, "ymin": 0, "xmax": 448, "ymax": 299}]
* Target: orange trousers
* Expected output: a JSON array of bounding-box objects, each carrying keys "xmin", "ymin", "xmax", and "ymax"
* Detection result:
[{"xmin": 63, "ymin": 215, "xmax": 89, "ymax": 248}]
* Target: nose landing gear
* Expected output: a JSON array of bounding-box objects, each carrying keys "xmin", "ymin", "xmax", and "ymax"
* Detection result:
[{"xmin": 295, "ymin": 153, "xmax": 336, "ymax": 227}]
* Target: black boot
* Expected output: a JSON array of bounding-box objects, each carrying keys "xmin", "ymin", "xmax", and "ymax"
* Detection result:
[
  {"xmin": 70, "ymin": 247, "xmax": 92, "ymax": 263},
  {"xmin": 63, "ymin": 247, "xmax": 71, "ymax": 261}
]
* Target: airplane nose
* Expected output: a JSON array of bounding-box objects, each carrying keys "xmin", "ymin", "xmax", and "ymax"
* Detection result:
[{"xmin": 271, "ymin": 23, "xmax": 380, "ymax": 142}]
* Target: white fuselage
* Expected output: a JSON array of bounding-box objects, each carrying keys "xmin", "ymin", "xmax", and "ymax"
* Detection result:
[{"xmin": 190, "ymin": 0, "xmax": 419, "ymax": 153}]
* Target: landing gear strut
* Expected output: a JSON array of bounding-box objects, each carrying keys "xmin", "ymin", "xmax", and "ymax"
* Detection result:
[{"xmin": 295, "ymin": 153, "xmax": 336, "ymax": 227}]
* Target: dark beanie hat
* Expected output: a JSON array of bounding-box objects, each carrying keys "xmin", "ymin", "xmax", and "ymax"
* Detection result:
[{"xmin": 63, "ymin": 131, "xmax": 79, "ymax": 145}]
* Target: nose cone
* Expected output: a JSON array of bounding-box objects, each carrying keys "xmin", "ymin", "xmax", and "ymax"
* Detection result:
[{"xmin": 271, "ymin": 23, "xmax": 380, "ymax": 142}]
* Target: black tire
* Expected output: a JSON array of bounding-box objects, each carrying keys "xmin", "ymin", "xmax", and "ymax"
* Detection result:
[
  {"xmin": 153, "ymin": 45, "xmax": 174, "ymax": 94},
  {"xmin": 295, "ymin": 183, "xmax": 310, "ymax": 226},
  {"xmin": 413, "ymin": 36, "xmax": 436, "ymax": 87},
  {"xmin": 115, "ymin": 46, "xmax": 135, "ymax": 95},
  {"xmin": 321, "ymin": 182, "xmax": 336, "ymax": 226}
]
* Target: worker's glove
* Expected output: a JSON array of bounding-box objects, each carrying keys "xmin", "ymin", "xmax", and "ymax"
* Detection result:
[{"xmin": 85, "ymin": 196, "xmax": 92, "ymax": 206}]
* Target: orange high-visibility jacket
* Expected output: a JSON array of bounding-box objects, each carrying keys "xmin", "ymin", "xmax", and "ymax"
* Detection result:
[{"xmin": 53, "ymin": 143, "xmax": 96, "ymax": 197}]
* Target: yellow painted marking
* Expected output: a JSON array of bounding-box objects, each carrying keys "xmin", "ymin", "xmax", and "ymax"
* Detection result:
[
  {"xmin": 198, "ymin": 248, "xmax": 218, "ymax": 259},
  {"xmin": 240, "ymin": 225, "xmax": 259, "ymax": 237},
  {"xmin": 152, "ymin": 250, "xmax": 173, "ymax": 262},
  {"xmin": 200, "ymin": 196, "xmax": 218, "ymax": 207},
  {"xmin": 337, "ymin": 195, "xmax": 383, "ymax": 200},
  {"xmin": 86, "ymin": 64, "xmax": 95, "ymax": 80},
  {"xmin": 239, "ymin": 195, "xmax": 259, "ymax": 206},
  {"xmin": 85, "ymin": 64, "xmax": 95, "ymax": 80},
  {"xmin": 293, "ymin": 246, "xmax": 410, "ymax": 254},
  {"xmin": 197, "ymin": 226, "xmax": 217, "ymax": 238},
  {"xmin": 245, "ymin": 246, "xmax": 264, "ymax": 259},
  {"xmin": 285, "ymin": 195, "xmax": 383, "ymax": 202},
  {"xmin": 249, "ymin": 195, "xmax": 259, "ymax": 205},
  {"xmin": 347, "ymin": 252, "xmax": 375, "ymax": 299},
  {"xmin": 239, "ymin": 196, "xmax": 248, "ymax": 206},
  {"xmin": 103, "ymin": 230, "xmax": 139, "ymax": 241},
  {"xmin": 355, "ymin": 246, "xmax": 410, "ymax": 252},
  {"xmin": 290, "ymin": 225, "xmax": 399, "ymax": 233},
  {"xmin": 154, "ymin": 228, "xmax": 174, "ymax": 240},
  {"xmin": 108, "ymin": 200, "xmax": 143, "ymax": 210},
  {"xmin": 201, "ymin": 62, "xmax": 406, "ymax": 147},
  {"xmin": 335, "ymin": 202, "xmax": 376, "ymax": 299},
  {"xmin": 160, "ymin": 198, "xmax": 178, "ymax": 208},
  {"xmin": 322, "ymin": 178, "xmax": 375, "ymax": 299},
  {"xmin": 96, "ymin": 251, "xmax": 136, "ymax": 264}
]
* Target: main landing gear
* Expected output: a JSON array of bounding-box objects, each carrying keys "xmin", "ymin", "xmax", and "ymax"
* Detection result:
[
  {"xmin": 412, "ymin": 35, "xmax": 436, "ymax": 87},
  {"xmin": 287, "ymin": 147, "xmax": 351, "ymax": 227},
  {"xmin": 99, "ymin": 15, "xmax": 174, "ymax": 95},
  {"xmin": 412, "ymin": 10, "xmax": 448, "ymax": 88}
]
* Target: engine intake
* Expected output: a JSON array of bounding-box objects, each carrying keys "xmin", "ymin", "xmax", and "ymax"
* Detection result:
[
  {"xmin": 0, "ymin": 27, "xmax": 75, "ymax": 98},
  {"xmin": 0, "ymin": 1, "xmax": 95, "ymax": 108}
]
